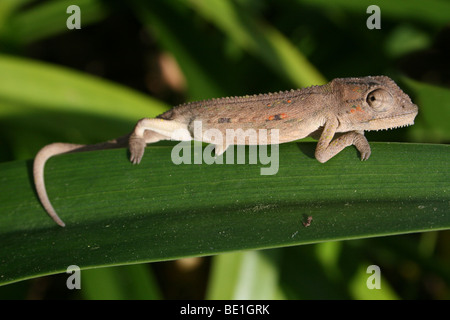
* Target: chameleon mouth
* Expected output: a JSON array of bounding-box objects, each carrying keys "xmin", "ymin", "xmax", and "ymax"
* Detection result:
[{"xmin": 368, "ymin": 110, "xmax": 417, "ymax": 131}]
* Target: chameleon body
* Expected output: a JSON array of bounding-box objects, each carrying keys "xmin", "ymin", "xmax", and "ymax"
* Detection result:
[{"xmin": 33, "ymin": 76, "xmax": 418, "ymax": 227}]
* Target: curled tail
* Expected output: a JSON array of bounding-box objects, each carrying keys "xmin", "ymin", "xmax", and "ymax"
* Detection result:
[
  {"xmin": 33, "ymin": 135, "xmax": 129, "ymax": 227},
  {"xmin": 34, "ymin": 143, "xmax": 83, "ymax": 227}
]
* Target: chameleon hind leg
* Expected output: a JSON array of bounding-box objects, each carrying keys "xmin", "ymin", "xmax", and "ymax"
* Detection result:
[{"xmin": 129, "ymin": 118, "xmax": 192, "ymax": 164}]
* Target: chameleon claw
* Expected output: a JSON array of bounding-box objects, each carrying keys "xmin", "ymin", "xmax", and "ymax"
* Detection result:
[{"xmin": 360, "ymin": 151, "xmax": 371, "ymax": 161}]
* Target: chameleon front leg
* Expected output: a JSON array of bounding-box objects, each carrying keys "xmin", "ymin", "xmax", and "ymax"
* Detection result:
[
  {"xmin": 129, "ymin": 118, "xmax": 192, "ymax": 164},
  {"xmin": 314, "ymin": 117, "xmax": 371, "ymax": 163}
]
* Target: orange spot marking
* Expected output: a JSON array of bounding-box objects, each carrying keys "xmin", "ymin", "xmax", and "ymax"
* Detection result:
[
  {"xmin": 287, "ymin": 100, "xmax": 292, "ymax": 103},
  {"xmin": 268, "ymin": 115, "xmax": 274, "ymax": 121},
  {"xmin": 356, "ymin": 106, "xmax": 362, "ymax": 112},
  {"xmin": 350, "ymin": 109, "xmax": 355, "ymax": 113},
  {"xmin": 280, "ymin": 113, "xmax": 287, "ymax": 118}
]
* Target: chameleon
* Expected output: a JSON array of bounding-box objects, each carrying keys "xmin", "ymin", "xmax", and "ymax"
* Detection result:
[{"xmin": 33, "ymin": 76, "xmax": 418, "ymax": 227}]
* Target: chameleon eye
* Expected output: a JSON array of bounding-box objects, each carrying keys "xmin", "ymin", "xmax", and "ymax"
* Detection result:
[{"xmin": 366, "ymin": 89, "xmax": 393, "ymax": 111}]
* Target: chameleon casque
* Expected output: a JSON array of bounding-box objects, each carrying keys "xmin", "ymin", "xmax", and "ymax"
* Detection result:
[{"xmin": 34, "ymin": 76, "xmax": 418, "ymax": 227}]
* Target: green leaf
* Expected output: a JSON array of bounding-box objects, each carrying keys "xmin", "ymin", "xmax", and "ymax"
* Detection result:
[
  {"xmin": 81, "ymin": 264, "xmax": 161, "ymax": 300},
  {"xmin": 185, "ymin": 0, "xmax": 326, "ymax": 87},
  {"xmin": 401, "ymin": 77, "xmax": 450, "ymax": 143},
  {"xmin": 1, "ymin": 0, "xmax": 107, "ymax": 46},
  {"xmin": 206, "ymin": 250, "xmax": 283, "ymax": 299},
  {"xmin": 131, "ymin": 0, "xmax": 226, "ymax": 100},
  {"xmin": 0, "ymin": 54, "xmax": 168, "ymax": 120},
  {"xmin": 0, "ymin": 54, "xmax": 168, "ymax": 160},
  {"xmin": 297, "ymin": 0, "xmax": 450, "ymax": 27},
  {"xmin": 0, "ymin": 142, "xmax": 448, "ymax": 285}
]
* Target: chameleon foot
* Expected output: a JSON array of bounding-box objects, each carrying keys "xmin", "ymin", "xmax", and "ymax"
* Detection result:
[{"xmin": 129, "ymin": 133, "xmax": 146, "ymax": 164}]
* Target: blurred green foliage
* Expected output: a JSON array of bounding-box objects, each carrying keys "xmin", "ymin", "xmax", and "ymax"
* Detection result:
[{"xmin": 0, "ymin": 0, "xmax": 448, "ymax": 299}]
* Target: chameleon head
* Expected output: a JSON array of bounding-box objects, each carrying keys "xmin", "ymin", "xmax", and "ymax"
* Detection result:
[{"xmin": 333, "ymin": 76, "xmax": 419, "ymax": 132}]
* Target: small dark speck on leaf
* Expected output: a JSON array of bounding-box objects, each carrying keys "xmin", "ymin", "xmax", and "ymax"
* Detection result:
[{"xmin": 302, "ymin": 215, "xmax": 313, "ymax": 227}]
